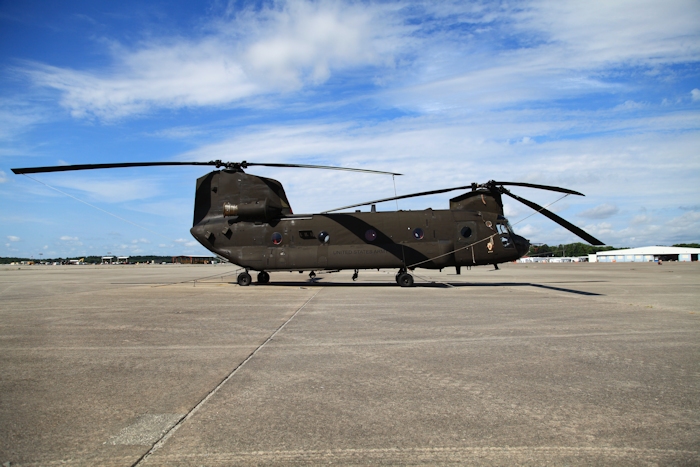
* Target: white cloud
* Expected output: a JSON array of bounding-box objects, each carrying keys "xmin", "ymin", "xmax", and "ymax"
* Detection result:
[
  {"xmin": 692, "ymin": 88, "xmax": 700, "ymax": 102},
  {"xmin": 385, "ymin": 0, "xmax": 700, "ymax": 112},
  {"xmin": 613, "ymin": 101, "xmax": 647, "ymax": 111},
  {"xmin": 60, "ymin": 236, "xmax": 79, "ymax": 241},
  {"xmin": 7, "ymin": 235, "xmax": 20, "ymax": 242},
  {"xmin": 515, "ymin": 0, "xmax": 700, "ymax": 67},
  {"xmin": 23, "ymin": 1, "xmax": 401, "ymax": 120},
  {"xmin": 579, "ymin": 209, "xmax": 700, "ymax": 247},
  {"xmin": 578, "ymin": 203, "xmax": 620, "ymax": 219},
  {"xmin": 0, "ymin": 171, "xmax": 7, "ymax": 183},
  {"xmin": 516, "ymin": 224, "xmax": 540, "ymax": 237}
]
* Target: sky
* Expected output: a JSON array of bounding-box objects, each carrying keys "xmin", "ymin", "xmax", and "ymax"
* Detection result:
[{"xmin": 1, "ymin": 0, "xmax": 699, "ymax": 259}]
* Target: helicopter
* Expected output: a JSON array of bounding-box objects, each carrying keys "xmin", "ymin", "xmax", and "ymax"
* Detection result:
[{"xmin": 12, "ymin": 160, "xmax": 604, "ymax": 287}]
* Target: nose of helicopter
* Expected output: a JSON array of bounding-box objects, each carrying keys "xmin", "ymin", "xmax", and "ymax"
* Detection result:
[{"xmin": 513, "ymin": 234, "xmax": 530, "ymax": 257}]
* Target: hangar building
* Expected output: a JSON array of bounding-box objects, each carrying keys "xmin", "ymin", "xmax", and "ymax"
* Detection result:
[{"xmin": 590, "ymin": 246, "xmax": 700, "ymax": 263}]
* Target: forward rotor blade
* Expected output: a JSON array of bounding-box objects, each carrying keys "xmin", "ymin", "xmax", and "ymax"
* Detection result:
[
  {"xmin": 503, "ymin": 190, "xmax": 605, "ymax": 245},
  {"xmin": 244, "ymin": 162, "xmax": 402, "ymax": 176},
  {"xmin": 11, "ymin": 161, "xmax": 216, "ymax": 174},
  {"xmin": 12, "ymin": 160, "xmax": 401, "ymax": 176},
  {"xmin": 322, "ymin": 184, "xmax": 475, "ymax": 213},
  {"xmin": 490, "ymin": 181, "xmax": 584, "ymax": 196}
]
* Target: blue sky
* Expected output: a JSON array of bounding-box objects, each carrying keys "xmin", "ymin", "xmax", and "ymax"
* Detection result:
[{"xmin": 1, "ymin": 0, "xmax": 699, "ymax": 258}]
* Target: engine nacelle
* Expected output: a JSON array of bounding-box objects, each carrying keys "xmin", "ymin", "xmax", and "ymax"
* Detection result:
[{"xmin": 223, "ymin": 200, "xmax": 278, "ymax": 220}]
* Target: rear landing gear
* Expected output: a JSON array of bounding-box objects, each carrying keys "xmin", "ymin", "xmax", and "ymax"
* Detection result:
[
  {"xmin": 237, "ymin": 271, "xmax": 252, "ymax": 286},
  {"xmin": 257, "ymin": 271, "xmax": 270, "ymax": 284}
]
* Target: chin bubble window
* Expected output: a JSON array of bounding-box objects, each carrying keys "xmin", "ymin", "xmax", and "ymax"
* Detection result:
[
  {"xmin": 413, "ymin": 228, "xmax": 424, "ymax": 239},
  {"xmin": 271, "ymin": 232, "xmax": 283, "ymax": 245},
  {"xmin": 318, "ymin": 231, "xmax": 330, "ymax": 243},
  {"xmin": 365, "ymin": 229, "xmax": 377, "ymax": 242}
]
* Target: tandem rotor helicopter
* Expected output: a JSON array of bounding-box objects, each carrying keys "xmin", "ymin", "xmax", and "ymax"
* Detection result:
[{"xmin": 12, "ymin": 160, "xmax": 604, "ymax": 287}]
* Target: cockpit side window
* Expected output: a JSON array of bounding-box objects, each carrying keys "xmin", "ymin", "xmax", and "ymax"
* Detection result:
[{"xmin": 497, "ymin": 222, "xmax": 514, "ymax": 248}]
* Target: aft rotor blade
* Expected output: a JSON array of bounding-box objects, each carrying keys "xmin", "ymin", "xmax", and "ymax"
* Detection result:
[
  {"xmin": 503, "ymin": 190, "xmax": 605, "ymax": 245},
  {"xmin": 244, "ymin": 162, "xmax": 402, "ymax": 176},
  {"xmin": 11, "ymin": 161, "xmax": 216, "ymax": 174},
  {"xmin": 323, "ymin": 184, "xmax": 475, "ymax": 213},
  {"xmin": 490, "ymin": 181, "xmax": 584, "ymax": 196}
]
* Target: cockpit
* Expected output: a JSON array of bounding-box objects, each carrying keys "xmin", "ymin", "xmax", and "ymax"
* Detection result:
[{"xmin": 497, "ymin": 216, "xmax": 515, "ymax": 248}]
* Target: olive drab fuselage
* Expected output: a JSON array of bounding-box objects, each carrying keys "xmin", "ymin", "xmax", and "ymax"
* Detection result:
[{"xmin": 190, "ymin": 170, "xmax": 531, "ymax": 272}]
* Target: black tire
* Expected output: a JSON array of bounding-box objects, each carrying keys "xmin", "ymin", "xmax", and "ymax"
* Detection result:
[
  {"xmin": 397, "ymin": 272, "xmax": 414, "ymax": 287},
  {"xmin": 237, "ymin": 272, "xmax": 252, "ymax": 286},
  {"xmin": 257, "ymin": 271, "xmax": 270, "ymax": 284}
]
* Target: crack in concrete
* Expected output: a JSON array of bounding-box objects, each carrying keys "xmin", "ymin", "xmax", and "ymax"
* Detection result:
[{"xmin": 130, "ymin": 289, "xmax": 321, "ymax": 467}]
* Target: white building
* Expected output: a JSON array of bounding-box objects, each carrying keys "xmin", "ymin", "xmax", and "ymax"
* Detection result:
[{"xmin": 590, "ymin": 246, "xmax": 700, "ymax": 263}]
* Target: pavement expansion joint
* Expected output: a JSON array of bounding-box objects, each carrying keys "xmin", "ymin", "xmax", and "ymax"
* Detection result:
[{"xmin": 129, "ymin": 288, "xmax": 322, "ymax": 467}]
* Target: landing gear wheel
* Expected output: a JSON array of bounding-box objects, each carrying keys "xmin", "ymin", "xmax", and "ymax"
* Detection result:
[
  {"xmin": 237, "ymin": 272, "xmax": 252, "ymax": 286},
  {"xmin": 397, "ymin": 272, "xmax": 414, "ymax": 287},
  {"xmin": 257, "ymin": 271, "xmax": 270, "ymax": 284},
  {"xmin": 395, "ymin": 268, "xmax": 407, "ymax": 284}
]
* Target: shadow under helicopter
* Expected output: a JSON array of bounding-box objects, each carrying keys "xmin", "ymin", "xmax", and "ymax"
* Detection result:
[{"xmin": 235, "ymin": 279, "xmax": 604, "ymax": 296}]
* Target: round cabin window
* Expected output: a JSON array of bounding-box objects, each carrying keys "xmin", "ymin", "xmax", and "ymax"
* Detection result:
[
  {"xmin": 460, "ymin": 226, "xmax": 472, "ymax": 238},
  {"xmin": 413, "ymin": 228, "xmax": 424, "ymax": 239},
  {"xmin": 271, "ymin": 232, "xmax": 283, "ymax": 245},
  {"xmin": 365, "ymin": 229, "xmax": 377, "ymax": 242}
]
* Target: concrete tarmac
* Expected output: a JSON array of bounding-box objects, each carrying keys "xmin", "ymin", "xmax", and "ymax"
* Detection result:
[{"xmin": 0, "ymin": 262, "xmax": 698, "ymax": 466}]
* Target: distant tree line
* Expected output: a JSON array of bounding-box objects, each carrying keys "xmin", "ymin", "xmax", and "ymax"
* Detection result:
[
  {"xmin": 0, "ymin": 255, "xmax": 179, "ymax": 264},
  {"xmin": 528, "ymin": 243, "xmax": 620, "ymax": 257},
  {"xmin": 527, "ymin": 242, "xmax": 700, "ymax": 257}
]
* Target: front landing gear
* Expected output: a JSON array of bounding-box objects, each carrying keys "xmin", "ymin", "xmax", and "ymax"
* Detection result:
[
  {"xmin": 395, "ymin": 269, "xmax": 414, "ymax": 287},
  {"xmin": 237, "ymin": 271, "xmax": 252, "ymax": 286}
]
